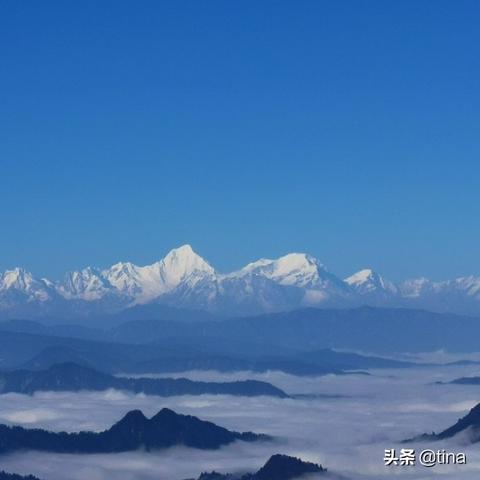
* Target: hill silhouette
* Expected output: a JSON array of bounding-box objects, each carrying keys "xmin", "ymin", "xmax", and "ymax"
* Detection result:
[
  {"xmin": 0, "ymin": 408, "xmax": 268, "ymax": 454},
  {"xmin": 190, "ymin": 454, "xmax": 326, "ymax": 480}
]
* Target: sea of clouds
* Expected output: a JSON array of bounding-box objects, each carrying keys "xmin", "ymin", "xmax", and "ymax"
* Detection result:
[{"xmin": 1, "ymin": 364, "xmax": 480, "ymax": 479}]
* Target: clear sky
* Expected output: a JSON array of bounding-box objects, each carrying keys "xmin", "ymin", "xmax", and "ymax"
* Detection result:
[{"xmin": 1, "ymin": 0, "xmax": 479, "ymax": 281}]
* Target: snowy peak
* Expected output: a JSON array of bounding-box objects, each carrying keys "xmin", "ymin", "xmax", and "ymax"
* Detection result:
[
  {"xmin": 103, "ymin": 262, "xmax": 142, "ymax": 297},
  {"xmin": 132, "ymin": 244, "xmax": 215, "ymax": 302},
  {"xmin": 267, "ymin": 253, "xmax": 324, "ymax": 287},
  {"xmin": 1, "ymin": 267, "xmax": 35, "ymax": 290},
  {"xmin": 265, "ymin": 253, "xmax": 349, "ymax": 296},
  {"xmin": 450, "ymin": 276, "xmax": 480, "ymax": 299},
  {"xmin": 59, "ymin": 245, "xmax": 216, "ymax": 305},
  {"xmin": 345, "ymin": 269, "xmax": 398, "ymax": 295},
  {"xmin": 233, "ymin": 253, "xmax": 330, "ymax": 286},
  {"xmin": 59, "ymin": 267, "xmax": 112, "ymax": 301},
  {"xmin": 228, "ymin": 252, "xmax": 349, "ymax": 308},
  {"xmin": 0, "ymin": 267, "xmax": 52, "ymax": 302},
  {"xmin": 399, "ymin": 277, "xmax": 435, "ymax": 298},
  {"xmin": 158, "ymin": 244, "xmax": 215, "ymax": 285},
  {"xmin": 345, "ymin": 268, "xmax": 376, "ymax": 286},
  {"xmin": 232, "ymin": 258, "xmax": 273, "ymax": 276}
]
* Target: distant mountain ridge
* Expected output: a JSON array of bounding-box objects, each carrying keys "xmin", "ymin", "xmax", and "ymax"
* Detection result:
[
  {"xmin": 0, "ymin": 316, "xmax": 422, "ymax": 372},
  {"xmin": 2, "ymin": 244, "xmax": 480, "ymax": 319},
  {"xmin": 0, "ymin": 362, "xmax": 288, "ymax": 398}
]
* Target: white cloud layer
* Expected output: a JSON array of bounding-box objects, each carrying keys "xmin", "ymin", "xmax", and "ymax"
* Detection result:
[{"xmin": 1, "ymin": 364, "xmax": 480, "ymax": 479}]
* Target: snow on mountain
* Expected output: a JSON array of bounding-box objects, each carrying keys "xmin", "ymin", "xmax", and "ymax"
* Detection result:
[
  {"xmin": 55, "ymin": 247, "xmax": 352, "ymax": 313},
  {"xmin": 395, "ymin": 275, "xmax": 480, "ymax": 316},
  {"xmin": 2, "ymin": 268, "xmax": 33, "ymax": 291},
  {"xmin": 103, "ymin": 262, "xmax": 143, "ymax": 298},
  {"xmin": 59, "ymin": 267, "xmax": 113, "ymax": 301},
  {"xmin": 228, "ymin": 253, "xmax": 350, "ymax": 307},
  {"xmin": 104, "ymin": 244, "xmax": 216, "ymax": 304},
  {"xmin": 448, "ymin": 276, "xmax": 480, "ymax": 299},
  {"xmin": 399, "ymin": 277, "xmax": 437, "ymax": 298},
  {"xmin": 158, "ymin": 244, "xmax": 215, "ymax": 285},
  {"xmin": 2, "ymin": 246, "xmax": 480, "ymax": 318},
  {"xmin": 233, "ymin": 253, "xmax": 334, "ymax": 287},
  {"xmin": 399, "ymin": 276, "xmax": 480, "ymax": 301},
  {"xmin": 0, "ymin": 267, "xmax": 53, "ymax": 306},
  {"xmin": 219, "ymin": 267, "xmax": 302, "ymax": 315},
  {"xmin": 345, "ymin": 269, "xmax": 398, "ymax": 296},
  {"xmin": 58, "ymin": 245, "xmax": 217, "ymax": 306}
]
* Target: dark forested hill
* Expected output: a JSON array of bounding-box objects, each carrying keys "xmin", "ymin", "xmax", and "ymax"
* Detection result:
[
  {"xmin": 188, "ymin": 454, "xmax": 327, "ymax": 480},
  {"xmin": 0, "ymin": 473, "xmax": 41, "ymax": 480},
  {"xmin": 0, "ymin": 408, "xmax": 268, "ymax": 454},
  {"xmin": 408, "ymin": 401, "xmax": 480, "ymax": 444}
]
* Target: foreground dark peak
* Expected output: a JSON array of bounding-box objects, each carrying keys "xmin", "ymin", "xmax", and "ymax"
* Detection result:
[
  {"xmin": 0, "ymin": 408, "xmax": 269, "ymax": 455},
  {"xmin": 255, "ymin": 454, "xmax": 326, "ymax": 479},
  {"xmin": 408, "ymin": 401, "xmax": 480, "ymax": 443},
  {"xmin": 193, "ymin": 454, "xmax": 326, "ymax": 480},
  {"xmin": 0, "ymin": 473, "xmax": 41, "ymax": 480},
  {"xmin": 97, "ymin": 407, "xmax": 269, "ymax": 449},
  {"xmin": 436, "ymin": 402, "xmax": 480, "ymax": 441},
  {"xmin": 112, "ymin": 408, "xmax": 148, "ymax": 426},
  {"xmin": 0, "ymin": 362, "xmax": 288, "ymax": 398}
]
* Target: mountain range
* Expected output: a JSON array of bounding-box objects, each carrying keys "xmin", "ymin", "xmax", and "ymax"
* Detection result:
[{"xmin": 2, "ymin": 244, "xmax": 480, "ymax": 319}]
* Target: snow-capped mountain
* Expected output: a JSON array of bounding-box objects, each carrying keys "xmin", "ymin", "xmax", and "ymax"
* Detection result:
[
  {"xmin": 59, "ymin": 267, "xmax": 113, "ymax": 301},
  {"xmin": 1, "ymin": 245, "xmax": 480, "ymax": 319},
  {"xmin": 399, "ymin": 277, "xmax": 437, "ymax": 298},
  {"xmin": 102, "ymin": 245, "xmax": 216, "ymax": 304},
  {"xmin": 56, "ymin": 245, "xmax": 216, "ymax": 305},
  {"xmin": 227, "ymin": 253, "xmax": 350, "ymax": 307},
  {"xmin": 451, "ymin": 276, "xmax": 480, "ymax": 299},
  {"xmin": 0, "ymin": 268, "xmax": 54, "ymax": 306},
  {"xmin": 345, "ymin": 269, "xmax": 398, "ymax": 297},
  {"xmin": 233, "ymin": 253, "xmax": 345, "ymax": 290}
]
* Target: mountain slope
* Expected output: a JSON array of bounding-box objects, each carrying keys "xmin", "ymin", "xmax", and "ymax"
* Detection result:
[{"xmin": 410, "ymin": 402, "xmax": 480, "ymax": 443}]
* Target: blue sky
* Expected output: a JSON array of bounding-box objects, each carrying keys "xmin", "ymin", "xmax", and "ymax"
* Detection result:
[{"xmin": 1, "ymin": 1, "xmax": 479, "ymax": 281}]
